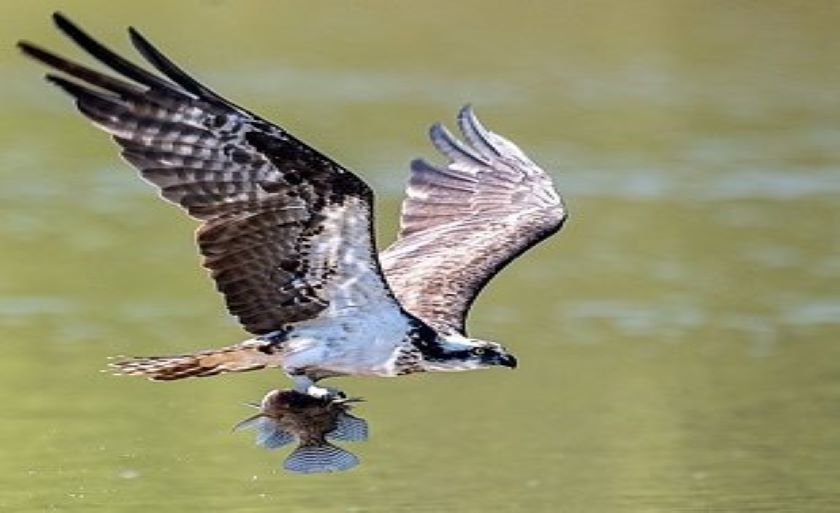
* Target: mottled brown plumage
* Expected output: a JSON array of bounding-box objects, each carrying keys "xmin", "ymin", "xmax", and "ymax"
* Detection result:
[
  {"xmin": 380, "ymin": 108, "xmax": 566, "ymax": 335},
  {"xmin": 18, "ymin": 14, "xmax": 565, "ymax": 388},
  {"xmin": 18, "ymin": 13, "xmax": 388, "ymax": 336},
  {"xmin": 114, "ymin": 340, "xmax": 273, "ymax": 380}
]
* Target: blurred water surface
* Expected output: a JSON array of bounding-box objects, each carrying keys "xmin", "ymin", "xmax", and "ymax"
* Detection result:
[{"xmin": 1, "ymin": 1, "xmax": 839, "ymax": 511}]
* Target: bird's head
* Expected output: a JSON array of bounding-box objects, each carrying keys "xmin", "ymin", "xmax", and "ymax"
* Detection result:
[{"xmin": 420, "ymin": 333, "xmax": 517, "ymax": 372}]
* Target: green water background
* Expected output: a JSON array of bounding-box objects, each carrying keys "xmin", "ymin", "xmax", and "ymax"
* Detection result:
[{"xmin": 1, "ymin": 1, "xmax": 839, "ymax": 511}]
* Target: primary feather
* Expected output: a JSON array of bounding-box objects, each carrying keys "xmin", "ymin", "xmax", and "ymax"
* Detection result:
[
  {"xmin": 19, "ymin": 13, "xmax": 397, "ymax": 336},
  {"xmin": 18, "ymin": 14, "xmax": 566, "ymax": 387},
  {"xmin": 380, "ymin": 106, "xmax": 567, "ymax": 335}
]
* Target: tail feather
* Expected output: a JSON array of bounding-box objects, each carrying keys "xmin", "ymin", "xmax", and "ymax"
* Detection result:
[{"xmin": 111, "ymin": 342, "xmax": 274, "ymax": 381}]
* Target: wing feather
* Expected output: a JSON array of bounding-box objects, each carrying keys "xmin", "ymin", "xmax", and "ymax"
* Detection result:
[
  {"xmin": 127, "ymin": 26, "xmax": 227, "ymax": 103},
  {"xmin": 429, "ymin": 123, "xmax": 489, "ymax": 167},
  {"xmin": 380, "ymin": 106, "xmax": 567, "ymax": 335},
  {"xmin": 20, "ymin": 14, "xmax": 397, "ymax": 335}
]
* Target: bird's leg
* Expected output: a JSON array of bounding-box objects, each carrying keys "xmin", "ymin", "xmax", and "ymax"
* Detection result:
[{"xmin": 292, "ymin": 375, "xmax": 346, "ymax": 400}]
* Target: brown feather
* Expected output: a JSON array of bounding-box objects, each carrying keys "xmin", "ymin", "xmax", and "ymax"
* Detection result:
[
  {"xmin": 19, "ymin": 15, "xmax": 396, "ymax": 336},
  {"xmin": 111, "ymin": 342, "xmax": 273, "ymax": 380},
  {"xmin": 380, "ymin": 106, "xmax": 567, "ymax": 335}
]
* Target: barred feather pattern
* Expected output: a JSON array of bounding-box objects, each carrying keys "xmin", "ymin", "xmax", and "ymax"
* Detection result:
[
  {"xmin": 19, "ymin": 15, "xmax": 568, "ymax": 383},
  {"xmin": 19, "ymin": 13, "xmax": 401, "ymax": 337},
  {"xmin": 380, "ymin": 106, "xmax": 567, "ymax": 335},
  {"xmin": 113, "ymin": 341, "xmax": 276, "ymax": 380}
]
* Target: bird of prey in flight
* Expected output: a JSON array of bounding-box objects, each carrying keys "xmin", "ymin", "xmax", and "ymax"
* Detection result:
[{"xmin": 19, "ymin": 13, "xmax": 567, "ymax": 399}]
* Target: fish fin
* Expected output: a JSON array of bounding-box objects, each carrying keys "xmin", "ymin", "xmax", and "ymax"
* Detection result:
[
  {"xmin": 231, "ymin": 413, "xmax": 265, "ymax": 432},
  {"xmin": 326, "ymin": 412, "xmax": 369, "ymax": 442},
  {"xmin": 283, "ymin": 443, "xmax": 359, "ymax": 474},
  {"xmin": 233, "ymin": 415, "xmax": 294, "ymax": 449},
  {"xmin": 254, "ymin": 418, "xmax": 295, "ymax": 449}
]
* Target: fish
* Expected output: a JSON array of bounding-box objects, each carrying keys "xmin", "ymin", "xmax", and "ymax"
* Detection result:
[{"xmin": 234, "ymin": 389, "xmax": 368, "ymax": 473}]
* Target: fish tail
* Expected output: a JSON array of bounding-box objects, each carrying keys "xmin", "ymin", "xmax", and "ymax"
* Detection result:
[
  {"xmin": 327, "ymin": 412, "xmax": 369, "ymax": 442},
  {"xmin": 283, "ymin": 442, "xmax": 359, "ymax": 474},
  {"xmin": 110, "ymin": 342, "xmax": 275, "ymax": 381}
]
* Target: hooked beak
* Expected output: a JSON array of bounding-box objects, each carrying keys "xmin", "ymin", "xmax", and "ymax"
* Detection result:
[{"xmin": 498, "ymin": 353, "xmax": 518, "ymax": 369}]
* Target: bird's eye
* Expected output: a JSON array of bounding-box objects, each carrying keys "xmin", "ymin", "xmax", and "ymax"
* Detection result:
[{"xmin": 471, "ymin": 347, "xmax": 486, "ymax": 356}]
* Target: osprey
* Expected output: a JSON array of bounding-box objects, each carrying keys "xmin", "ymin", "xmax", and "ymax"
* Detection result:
[{"xmin": 19, "ymin": 14, "xmax": 567, "ymax": 398}]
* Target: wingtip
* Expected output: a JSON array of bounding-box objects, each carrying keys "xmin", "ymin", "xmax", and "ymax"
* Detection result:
[
  {"xmin": 456, "ymin": 102, "xmax": 502, "ymax": 159},
  {"xmin": 429, "ymin": 121, "xmax": 460, "ymax": 144},
  {"xmin": 51, "ymin": 12, "xmax": 97, "ymax": 52},
  {"xmin": 428, "ymin": 118, "xmax": 492, "ymax": 166},
  {"xmin": 124, "ymin": 23, "xmax": 223, "ymax": 101},
  {"xmin": 458, "ymin": 103, "xmax": 484, "ymax": 131},
  {"xmin": 43, "ymin": 73, "xmax": 65, "ymax": 87},
  {"xmin": 16, "ymin": 40, "xmax": 36, "ymax": 55},
  {"xmin": 126, "ymin": 25, "xmax": 157, "ymax": 65},
  {"xmin": 17, "ymin": 41, "xmax": 59, "ymax": 66},
  {"xmin": 52, "ymin": 11, "xmax": 75, "ymax": 33},
  {"xmin": 428, "ymin": 121, "xmax": 454, "ymax": 147},
  {"xmin": 127, "ymin": 26, "xmax": 144, "ymax": 44},
  {"xmin": 409, "ymin": 157, "xmax": 429, "ymax": 171},
  {"xmin": 428, "ymin": 121, "xmax": 450, "ymax": 146},
  {"xmin": 126, "ymin": 26, "xmax": 148, "ymax": 53},
  {"xmin": 43, "ymin": 73, "xmax": 80, "ymax": 93}
]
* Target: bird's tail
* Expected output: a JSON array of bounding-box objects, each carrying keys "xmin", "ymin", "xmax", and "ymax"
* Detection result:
[{"xmin": 111, "ymin": 342, "xmax": 275, "ymax": 381}]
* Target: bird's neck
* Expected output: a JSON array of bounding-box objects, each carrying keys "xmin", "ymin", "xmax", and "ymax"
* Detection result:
[
  {"xmin": 403, "ymin": 317, "xmax": 444, "ymax": 357},
  {"xmin": 401, "ymin": 321, "xmax": 478, "ymax": 372}
]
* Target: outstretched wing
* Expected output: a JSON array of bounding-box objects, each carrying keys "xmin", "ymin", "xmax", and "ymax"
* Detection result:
[
  {"xmin": 379, "ymin": 106, "xmax": 567, "ymax": 335},
  {"xmin": 20, "ymin": 14, "xmax": 397, "ymax": 335}
]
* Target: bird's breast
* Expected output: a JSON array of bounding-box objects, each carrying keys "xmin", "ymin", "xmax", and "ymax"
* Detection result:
[{"xmin": 281, "ymin": 307, "xmax": 416, "ymax": 377}]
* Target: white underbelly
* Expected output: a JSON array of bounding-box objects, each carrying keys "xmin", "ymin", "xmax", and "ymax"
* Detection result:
[{"xmin": 279, "ymin": 306, "xmax": 411, "ymax": 378}]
